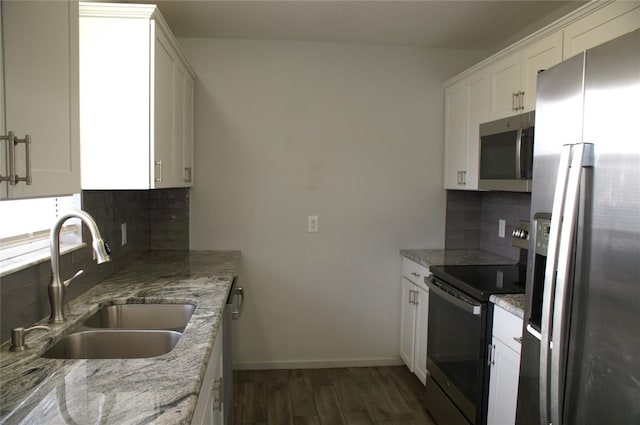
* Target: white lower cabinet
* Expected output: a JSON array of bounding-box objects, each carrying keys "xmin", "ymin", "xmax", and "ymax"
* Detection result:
[
  {"xmin": 399, "ymin": 257, "xmax": 429, "ymax": 385},
  {"xmin": 487, "ymin": 305, "xmax": 523, "ymax": 425},
  {"xmin": 192, "ymin": 327, "xmax": 224, "ymax": 425}
]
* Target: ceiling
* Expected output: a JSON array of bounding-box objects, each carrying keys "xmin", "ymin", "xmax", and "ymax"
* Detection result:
[{"xmin": 132, "ymin": 1, "xmax": 588, "ymax": 51}]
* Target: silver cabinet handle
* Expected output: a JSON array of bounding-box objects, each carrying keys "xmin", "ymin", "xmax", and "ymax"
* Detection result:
[
  {"xmin": 411, "ymin": 272, "xmax": 420, "ymax": 278},
  {"xmin": 14, "ymin": 134, "xmax": 32, "ymax": 185},
  {"xmin": 518, "ymin": 91, "xmax": 525, "ymax": 110},
  {"xmin": 0, "ymin": 131, "xmax": 15, "ymax": 184},
  {"xmin": 154, "ymin": 160, "xmax": 162, "ymax": 183},
  {"xmin": 512, "ymin": 92, "xmax": 517, "ymax": 111},
  {"xmin": 513, "ymin": 336, "xmax": 522, "ymax": 344},
  {"xmin": 0, "ymin": 131, "xmax": 32, "ymax": 185},
  {"xmin": 184, "ymin": 167, "xmax": 192, "ymax": 183},
  {"xmin": 212, "ymin": 377, "xmax": 223, "ymax": 411},
  {"xmin": 487, "ymin": 343, "xmax": 495, "ymax": 366},
  {"xmin": 232, "ymin": 286, "xmax": 244, "ymax": 320}
]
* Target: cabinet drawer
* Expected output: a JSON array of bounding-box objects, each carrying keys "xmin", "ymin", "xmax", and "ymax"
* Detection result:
[
  {"xmin": 402, "ymin": 257, "xmax": 429, "ymax": 290},
  {"xmin": 492, "ymin": 305, "xmax": 523, "ymax": 353}
]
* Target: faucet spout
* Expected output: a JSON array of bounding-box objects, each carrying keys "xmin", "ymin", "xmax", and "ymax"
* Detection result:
[{"xmin": 48, "ymin": 209, "xmax": 111, "ymax": 324}]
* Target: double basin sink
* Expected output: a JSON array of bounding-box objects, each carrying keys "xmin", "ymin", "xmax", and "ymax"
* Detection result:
[{"xmin": 42, "ymin": 303, "xmax": 196, "ymax": 360}]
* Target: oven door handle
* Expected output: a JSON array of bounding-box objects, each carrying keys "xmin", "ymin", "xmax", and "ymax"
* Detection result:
[{"xmin": 426, "ymin": 277, "xmax": 482, "ymax": 316}]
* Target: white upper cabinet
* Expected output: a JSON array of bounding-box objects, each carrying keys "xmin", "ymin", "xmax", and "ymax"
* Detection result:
[
  {"xmin": 444, "ymin": 78, "xmax": 469, "ymax": 190},
  {"xmin": 443, "ymin": 1, "xmax": 640, "ymax": 191},
  {"xmin": 563, "ymin": 1, "xmax": 640, "ymax": 59},
  {"xmin": 79, "ymin": 2, "xmax": 196, "ymax": 190},
  {"xmin": 444, "ymin": 69, "xmax": 490, "ymax": 190},
  {"xmin": 490, "ymin": 32, "xmax": 563, "ymax": 120},
  {"xmin": 521, "ymin": 32, "xmax": 564, "ymax": 112},
  {"xmin": 0, "ymin": 1, "xmax": 80, "ymax": 199},
  {"xmin": 489, "ymin": 52, "xmax": 522, "ymax": 120}
]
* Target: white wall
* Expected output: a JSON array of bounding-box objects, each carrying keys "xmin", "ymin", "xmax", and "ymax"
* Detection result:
[{"xmin": 180, "ymin": 38, "xmax": 483, "ymax": 369}]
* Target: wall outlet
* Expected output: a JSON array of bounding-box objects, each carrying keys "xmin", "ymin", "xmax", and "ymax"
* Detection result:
[
  {"xmin": 121, "ymin": 222, "xmax": 127, "ymax": 246},
  {"xmin": 307, "ymin": 215, "xmax": 319, "ymax": 233},
  {"xmin": 498, "ymin": 219, "xmax": 506, "ymax": 238}
]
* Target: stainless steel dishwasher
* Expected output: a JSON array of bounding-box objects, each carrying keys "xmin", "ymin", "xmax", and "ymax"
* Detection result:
[{"xmin": 223, "ymin": 277, "xmax": 244, "ymax": 425}]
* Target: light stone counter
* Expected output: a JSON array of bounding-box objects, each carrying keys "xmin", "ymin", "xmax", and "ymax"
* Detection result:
[
  {"xmin": 490, "ymin": 294, "xmax": 526, "ymax": 319},
  {"xmin": 400, "ymin": 249, "xmax": 517, "ymax": 268},
  {"xmin": 0, "ymin": 250, "xmax": 240, "ymax": 425}
]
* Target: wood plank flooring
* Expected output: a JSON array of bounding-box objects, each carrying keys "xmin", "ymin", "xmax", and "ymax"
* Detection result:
[{"xmin": 233, "ymin": 366, "xmax": 437, "ymax": 425}]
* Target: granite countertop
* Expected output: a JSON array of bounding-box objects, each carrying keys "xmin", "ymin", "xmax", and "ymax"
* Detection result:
[
  {"xmin": 490, "ymin": 294, "xmax": 526, "ymax": 319},
  {"xmin": 400, "ymin": 249, "xmax": 524, "ymax": 318},
  {"xmin": 400, "ymin": 249, "xmax": 517, "ymax": 268},
  {"xmin": 0, "ymin": 250, "xmax": 240, "ymax": 425}
]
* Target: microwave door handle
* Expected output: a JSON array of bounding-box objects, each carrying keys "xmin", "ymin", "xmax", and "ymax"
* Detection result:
[
  {"xmin": 539, "ymin": 143, "xmax": 572, "ymax": 425},
  {"xmin": 515, "ymin": 128, "xmax": 523, "ymax": 178}
]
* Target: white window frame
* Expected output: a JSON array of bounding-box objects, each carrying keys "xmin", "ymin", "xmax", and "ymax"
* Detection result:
[{"xmin": 0, "ymin": 194, "xmax": 84, "ymax": 276}]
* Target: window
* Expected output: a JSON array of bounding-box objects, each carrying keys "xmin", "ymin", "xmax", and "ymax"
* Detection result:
[{"xmin": 0, "ymin": 194, "xmax": 83, "ymax": 275}]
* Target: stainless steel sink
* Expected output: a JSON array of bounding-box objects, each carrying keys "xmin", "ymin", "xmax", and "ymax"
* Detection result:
[
  {"xmin": 42, "ymin": 330, "xmax": 183, "ymax": 359},
  {"xmin": 83, "ymin": 303, "xmax": 196, "ymax": 332}
]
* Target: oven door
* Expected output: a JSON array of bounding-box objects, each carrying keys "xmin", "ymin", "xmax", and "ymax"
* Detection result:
[{"xmin": 426, "ymin": 276, "xmax": 490, "ymax": 425}]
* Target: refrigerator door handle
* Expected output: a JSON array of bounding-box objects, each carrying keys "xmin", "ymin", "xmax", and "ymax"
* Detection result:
[
  {"xmin": 549, "ymin": 143, "xmax": 594, "ymax": 425},
  {"xmin": 539, "ymin": 143, "xmax": 573, "ymax": 425}
]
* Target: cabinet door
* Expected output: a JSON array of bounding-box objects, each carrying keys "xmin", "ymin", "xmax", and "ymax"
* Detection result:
[
  {"xmin": 2, "ymin": 0, "xmax": 80, "ymax": 199},
  {"xmin": 192, "ymin": 327, "xmax": 224, "ymax": 425},
  {"xmin": 153, "ymin": 23, "xmax": 178, "ymax": 188},
  {"xmin": 487, "ymin": 338, "xmax": 521, "ymax": 425},
  {"xmin": 79, "ymin": 10, "xmax": 151, "ymax": 190},
  {"xmin": 521, "ymin": 32, "xmax": 563, "ymax": 112},
  {"xmin": 399, "ymin": 277, "xmax": 416, "ymax": 371},
  {"xmin": 413, "ymin": 285, "xmax": 429, "ymax": 385},
  {"xmin": 563, "ymin": 2, "xmax": 640, "ymax": 60},
  {"xmin": 466, "ymin": 70, "xmax": 490, "ymax": 190},
  {"xmin": 444, "ymin": 78, "xmax": 469, "ymax": 189},
  {"xmin": 490, "ymin": 52, "xmax": 522, "ymax": 120},
  {"xmin": 182, "ymin": 69, "xmax": 195, "ymax": 186}
]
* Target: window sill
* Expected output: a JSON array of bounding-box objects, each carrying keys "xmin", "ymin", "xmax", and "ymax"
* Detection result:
[{"xmin": 0, "ymin": 242, "xmax": 86, "ymax": 278}]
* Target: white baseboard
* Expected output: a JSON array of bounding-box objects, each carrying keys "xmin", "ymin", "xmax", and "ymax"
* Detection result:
[{"xmin": 234, "ymin": 356, "xmax": 404, "ymax": 370}]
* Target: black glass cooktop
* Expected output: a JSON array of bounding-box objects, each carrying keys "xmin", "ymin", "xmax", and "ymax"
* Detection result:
[{"xmin": 430, "ymin": 264, "xmax": 525, "ymax": 302}]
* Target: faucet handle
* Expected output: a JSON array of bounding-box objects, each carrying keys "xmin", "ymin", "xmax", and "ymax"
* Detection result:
[
  {"xmin": 63, "ymin": 269, "xmax": 84, "ymax": 288},
  {"xmin": 9, "ymin": 325, "xmax": 51, "ymax": 352}
]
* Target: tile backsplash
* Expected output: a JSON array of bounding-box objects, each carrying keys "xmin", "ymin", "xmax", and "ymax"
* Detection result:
[
  {"xmin": 445, "ymin": 190, "xmax": 531, "ymax": 260},
  {"xmin": 0, "ymin": 188, "xmax": 189, "ymax": 343}
]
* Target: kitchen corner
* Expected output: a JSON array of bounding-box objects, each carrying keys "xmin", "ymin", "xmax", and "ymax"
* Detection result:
[{"xmin": 0, "ymin": 250, "xmax": 240, "ymax": 425}]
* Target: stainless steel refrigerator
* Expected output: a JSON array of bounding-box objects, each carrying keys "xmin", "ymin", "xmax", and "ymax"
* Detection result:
[{"xmin": 516, "ymin": 29, "xmax": 640, "ymax": 425}]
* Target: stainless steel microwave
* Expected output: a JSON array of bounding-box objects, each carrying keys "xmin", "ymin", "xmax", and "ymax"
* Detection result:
[{"xmin": 478, "ymin": 111, "xmax": 534, "ymax": 192}]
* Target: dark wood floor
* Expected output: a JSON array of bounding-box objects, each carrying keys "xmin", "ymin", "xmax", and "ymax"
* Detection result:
[{"xmin": 233, "ymin": 366, "xmax": 437, "ymax": 425}]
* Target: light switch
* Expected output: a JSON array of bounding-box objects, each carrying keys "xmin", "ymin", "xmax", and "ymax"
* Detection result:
[{"xmin": 307, "ymin": 215, "xmax": 318, "ymax": 233}]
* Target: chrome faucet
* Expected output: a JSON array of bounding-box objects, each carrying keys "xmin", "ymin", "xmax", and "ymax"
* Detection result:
[{"xmin": 48, "ymin": 209, "xmax": 111, "ymax": 323}]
